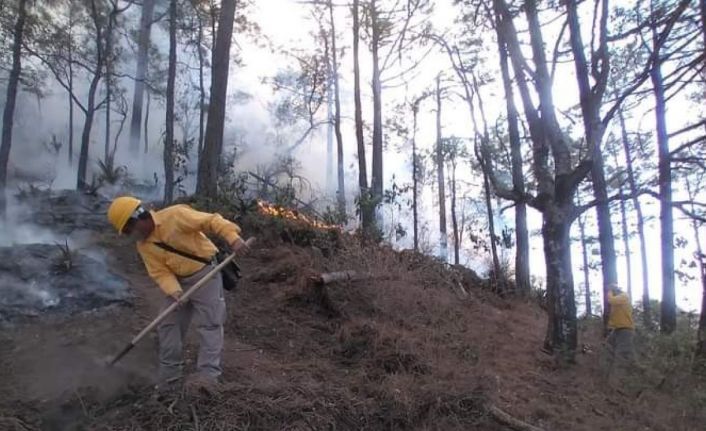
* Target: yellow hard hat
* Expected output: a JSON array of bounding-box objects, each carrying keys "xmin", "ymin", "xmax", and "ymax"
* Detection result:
[{"xmin": 107, "ymin": 196, "xmax": 142, "ymax": 233}]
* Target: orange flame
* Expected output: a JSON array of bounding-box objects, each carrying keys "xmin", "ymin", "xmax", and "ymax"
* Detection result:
[{"xmin": 256, "ymin": 200, "xmax": 339, "ymax": 230}]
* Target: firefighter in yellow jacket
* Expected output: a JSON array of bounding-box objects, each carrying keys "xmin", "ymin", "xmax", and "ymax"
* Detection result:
[
  {"xmin": 107, "ymin": 196, "xmax": 248, "ymax": 391},
  {"xmin": 605, "ymin": 283, "xmax": 636, "ymax": 378}
]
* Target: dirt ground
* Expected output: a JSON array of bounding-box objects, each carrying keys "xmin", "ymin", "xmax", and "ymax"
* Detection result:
[{"xmin": 1, "ymin": 230, "xmax": 704, "ymax": 431}]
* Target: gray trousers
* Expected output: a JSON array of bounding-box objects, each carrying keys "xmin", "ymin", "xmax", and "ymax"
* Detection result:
[
  {"xmin": 604, "ymin": 328, "xmax": 635, "ymax": 379},
  {"xmin": 157, "ymin": 265, "xmax": 226, "ymax": 385}
]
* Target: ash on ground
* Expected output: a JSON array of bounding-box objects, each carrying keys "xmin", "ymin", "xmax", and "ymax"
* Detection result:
[
  {"xmin": 0, "ymin": 244, "xmax": 130, "ymax": 322},
  {"xmin": 16, "ymin": 189, "xmax": 112, "ymax": 234}
]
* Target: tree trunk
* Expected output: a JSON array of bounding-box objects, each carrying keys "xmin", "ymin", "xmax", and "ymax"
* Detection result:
[
  {"xmin": 483, "ymin": 168, "xmax": 501, "ymax": 287},
  {"xmin": 695, "ymin": 0, "xmax": 706, "ymax": 370},
  {"xmin": 494, "ymin": 0, "xmax": 582, "ymax": 359},
  {"xmin": 370, "ymin": 0, "xmax": 383, "ymax": 211},
  {"xmin": 164, "ymin": 0, "xmax": 177, "ymax": 204},
  {"xmin": 68, "ymin": 84, "xmax": 74, "ymax": 166},
  {"xmin": 326, "ymin": 62, "xmax": 333, "ymax": 194},
  {"xmin": 451, "ymin": 158, "xmax": 459, "ymax": 265},
  {"xmin": 435, "ymin": 74, "xmax": 448, "ymax": 262},
  {"xmin": 591, "ymin": 151, "xmax": 618, "ymax": 324},
  {"xmin": 0, "ymin": 0, "xmax": 27, "ymax": 216},
  {"xmin": 104, "ymin": 8, "xmax": 116, "ymax": 161},
  {"xmin": 129, "ymin": 0, "xmax": 156, "ymax": 154},
  {"xmin": 412, "ymin": 101, "xmax": 419, "ymax": 252},
  {"xmin": 77, "ymin": 0, "xmax": 105, "ymax": 190},
  {"xmin": 618, "ymin": 187, "xmax": 633, "ymax": 301},
  {"xmin": 195, "ymin": 3, "xmax": 205, "ymax": 157},
  {"xmin": 77, "ymin": 77, "xmax": 101, "ymax": 190},
  {"xmin": 324, "ymin": 24, "xmax": 334, "ymax": 194},
  {"xmin": 619, "ymin": 110, "xmax": 651, "ymax": 326},
  {"xmin": 105, "ymin": 84, "xmax": 111, "ymax": 161},
  {"xmin": 497, "ymin": 35, "xmax": 530, "ymax": 295},
  {"xmin": 565, "ymin": 0, "xmax": 616, "ymax": 324},
  {"xmin": 651, "ymin": 60, "xmax": 676, "ymax": 334},
  {"xmin": 68, "ymin": 8, "xmax": 75, "ymax": 167},
  {"xmin": 688, "ymin": 179, "xmax": 706, "ymax": 370},
  {"xmin": 578, "ymin": 212, "xmax": 592, "ymax": 316},
  {"xmin": 328, "ymin": 0, "xmax": 345, "ymax": 214},
  {"xmin": 701, "ymin": 0, "xmax": 706, "ymax": 58},
  {"xmin": 196, "ymin": 0, "xmax": 237, "ymax": 199},
  {"xmin": 543, "ymin": 207, "xmax": 578, "ymax": 359},
  {"xmin": 144, "ymin": 90, "xmax": 151, "ymax": 154},
  {"xmin": 697, "ymin": 245, "xmax": 706, "ymax": 371},
  {"xmin": 353, "ymin": 0, "xmax": 371, "ymax": 230}
]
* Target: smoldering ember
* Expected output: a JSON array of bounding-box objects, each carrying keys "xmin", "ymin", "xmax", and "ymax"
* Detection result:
[{"xmin": 0, "ymin": 0, "xmax": 705, "ymax": 430}]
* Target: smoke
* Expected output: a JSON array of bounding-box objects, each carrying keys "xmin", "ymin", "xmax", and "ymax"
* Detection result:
[{"xmin": 0, "ymin": 196, "xmax": 64, "ymax": 247}]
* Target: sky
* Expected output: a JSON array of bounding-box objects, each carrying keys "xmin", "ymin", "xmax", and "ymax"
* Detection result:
[{"xmin": 2, "ymin": 0, "xmax": 704, "ymax": 314}]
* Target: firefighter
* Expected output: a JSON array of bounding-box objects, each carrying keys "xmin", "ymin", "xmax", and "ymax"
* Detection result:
[
  {"xmin": 605, "ymin": 283, "xmax": 636, "ymax": 379},
  {"xmin": 107, "ymin": 196, "xmax": 248, "ymax": 392}
]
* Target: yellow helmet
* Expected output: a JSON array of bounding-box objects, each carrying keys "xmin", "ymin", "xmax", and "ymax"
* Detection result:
[{"xmin": 107, "ymin": 196, "xmax": 142, "ymax": 233}]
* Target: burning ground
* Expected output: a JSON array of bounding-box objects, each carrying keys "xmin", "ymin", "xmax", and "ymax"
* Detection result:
[{"xmin": 0, "ymin": 192, "xmax": 704, "ymax": 431}]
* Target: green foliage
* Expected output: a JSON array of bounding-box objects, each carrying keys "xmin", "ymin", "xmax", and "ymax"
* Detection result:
[{"xmin": 321, "ymin": 205, "xmax": 348, "ymax": 226}]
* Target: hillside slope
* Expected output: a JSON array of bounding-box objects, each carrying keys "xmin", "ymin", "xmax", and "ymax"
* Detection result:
[{"xmin": 0, "ymin": 204, "xmax": 704, "ymax": 431}]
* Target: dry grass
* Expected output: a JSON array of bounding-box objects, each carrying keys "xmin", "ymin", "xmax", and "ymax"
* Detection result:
[{"xmin": 3, "ymin": 211, "xmax": 706, "ymax": 430}]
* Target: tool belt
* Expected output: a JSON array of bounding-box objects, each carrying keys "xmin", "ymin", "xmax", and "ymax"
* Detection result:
[{"xmin": 153, "ymin": 242, "xmax": 241, "ymax": 291}]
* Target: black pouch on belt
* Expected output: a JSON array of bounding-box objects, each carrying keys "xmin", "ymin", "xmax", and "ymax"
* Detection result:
[{"xmin": 153, "ymin": 242, "xmax": 242, "ymax": 291}]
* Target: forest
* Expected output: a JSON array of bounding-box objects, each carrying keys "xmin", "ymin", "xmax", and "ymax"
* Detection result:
[{"xmin": 1, "ymin": 0, "xmax": 706, "ymax": 414}]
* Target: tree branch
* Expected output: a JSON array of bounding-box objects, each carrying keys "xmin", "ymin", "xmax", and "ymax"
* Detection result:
[
  {"xmin": 668, "ymin": 118, "xmax": 706, "ymax": 139},
  {"xmin": 601, "ymin": 0, "xmax": 691, "ymax": 127},
  {"xmin": 670, "ymin": 135, "xmax": 706, "ymax": 156},
  {"xmin": 572, "ymin": 187, "xmax": 650, "ymax": 220},
  {"xmin": 550, "ymin": 19, "xmax": 568, "ymax": 82}
]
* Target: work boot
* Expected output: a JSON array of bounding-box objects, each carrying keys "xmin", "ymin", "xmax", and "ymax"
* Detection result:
[
  {"xmin": 185, "ymin": 373, "xmax": 221, "ymax": 397},
  {"xmin": 152, "ymin": 376, "xmax": 182, "ymax": 402}
]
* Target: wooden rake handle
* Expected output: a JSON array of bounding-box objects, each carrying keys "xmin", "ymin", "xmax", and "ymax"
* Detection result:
[{"xmin": 109, "ymin": 237, "xmax": 256, "ymax": 366}]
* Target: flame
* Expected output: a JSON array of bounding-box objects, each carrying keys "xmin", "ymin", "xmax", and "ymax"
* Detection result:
[{"xmin": 256, "ymin": 200, "xmax": 339, "ymax": 230}]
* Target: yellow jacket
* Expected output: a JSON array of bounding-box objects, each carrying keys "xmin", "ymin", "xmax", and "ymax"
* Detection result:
[
  {"xmin": 607, "ymin": 291, "xmax": 634, "ymax": 330},
  {"xmin": 136, "ymin": 205, "xmax": 241, "ymax": 295}
]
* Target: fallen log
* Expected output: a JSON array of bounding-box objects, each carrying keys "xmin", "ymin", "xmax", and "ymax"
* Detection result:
[
  {"xmin": 487, "ymin": 404, "xmax": 545, "ymax": 431},
  {"xmin": 310, "ymin": 270, "xmax": 373, "ymax": 285}
]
